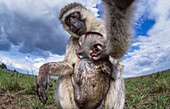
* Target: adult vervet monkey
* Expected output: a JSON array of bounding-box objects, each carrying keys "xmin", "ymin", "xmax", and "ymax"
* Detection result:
[
  {"xmin": 37, "ymin": 0, "xmax": 135, "ymax": 108},
  {"xmin": 37, "ymin": 2, "xmax": 106, "ymax": 106}
]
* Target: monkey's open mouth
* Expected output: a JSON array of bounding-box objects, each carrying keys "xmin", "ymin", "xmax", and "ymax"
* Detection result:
[{"xmin": 92, "ymin": 53, "xmax": 101, "ymax": 60}]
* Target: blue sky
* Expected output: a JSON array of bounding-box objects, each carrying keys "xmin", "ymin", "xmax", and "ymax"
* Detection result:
[{"xmin": 0, "ymin": 0, "xmax": 170, "ymax": 78}]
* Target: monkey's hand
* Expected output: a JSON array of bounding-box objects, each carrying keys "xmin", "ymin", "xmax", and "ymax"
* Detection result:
[
  {"xmin": 37, "ymin": 64, "xmax": 53, "ymax": 104},
  {"xmin": 37, "ymin": 62, "xmax": 73, "ymax": 104},
  {"xmin": 103, "ymin": 0, "xmax": 134, "ymax": 9}
]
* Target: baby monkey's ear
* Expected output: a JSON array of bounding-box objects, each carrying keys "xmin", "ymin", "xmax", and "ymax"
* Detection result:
[{"xmin": 90, "ymin": 43, "xmax": 103, "ymax": 60}]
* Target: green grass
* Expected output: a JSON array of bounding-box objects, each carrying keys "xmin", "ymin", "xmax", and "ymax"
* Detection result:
[
  {"xmin": 0, "ymin": 69, "xmax": 57, "ymax": 109},
  {"xmin": 125, "ymin": 69, "xmax": 170, "ymax": 109},
  {"xmin": 0, "ymin": 68, "xmax": 169, "ymax": 109}
]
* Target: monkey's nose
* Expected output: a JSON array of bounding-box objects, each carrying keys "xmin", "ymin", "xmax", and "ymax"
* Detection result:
[{"xmin": 73, "ymin": 22, "xmax": 77, "ymax": 27}]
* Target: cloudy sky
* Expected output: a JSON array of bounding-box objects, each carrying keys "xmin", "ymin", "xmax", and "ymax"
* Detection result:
[{"xmin": 0, "ymin": 0, "xmax": 169, "ymax": 78}]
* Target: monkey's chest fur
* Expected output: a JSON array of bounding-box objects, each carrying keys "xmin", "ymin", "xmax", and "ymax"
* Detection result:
[{"xmin": 72, "ymin": 59, "xmax": 112, "ymax": 109}]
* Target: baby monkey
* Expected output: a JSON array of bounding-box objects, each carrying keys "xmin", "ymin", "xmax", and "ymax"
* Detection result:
[{"xmin": 72, "ymin": 32, "xmax": 117, "ymax": 109}]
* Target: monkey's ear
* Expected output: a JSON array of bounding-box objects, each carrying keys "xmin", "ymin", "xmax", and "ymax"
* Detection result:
[
  {"xmin": 115, "ymin": 0, "xmax": 134, "ymax": 9},
  {"xmin": 90, "ymin": 43, "xmax": 103, "ymax": 60}
]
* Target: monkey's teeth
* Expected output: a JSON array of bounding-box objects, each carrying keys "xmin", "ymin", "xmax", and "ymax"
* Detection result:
[{"xmin": 80, "ymin": 55, "xmax": 83, "ymax": 59}]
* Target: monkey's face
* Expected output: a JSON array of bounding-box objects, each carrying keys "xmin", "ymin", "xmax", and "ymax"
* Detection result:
[
  {"xmin": 65, "ymin": 12, "xmax": 87, "ymax": 36},
  {"xmin": 76, "ymin": 32, "xmax": 105, "ymax": 61}
]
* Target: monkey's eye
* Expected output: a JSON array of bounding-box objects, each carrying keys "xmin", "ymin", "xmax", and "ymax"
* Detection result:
[
  {"xmin": 72, "ymin": 12, "xmax": 79, "ymax": 18},
  {"xmin": 65, "ymin": 18, "xmax": 70, "ymax": 24}
]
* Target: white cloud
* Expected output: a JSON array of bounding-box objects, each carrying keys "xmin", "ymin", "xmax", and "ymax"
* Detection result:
[
  {"xmin": 122, "ymin": 0, "xmax": 170, "ymax": 78},
  {"xmin": 0, "ymin": 53, "xmax": 65, "ymax": 75},
  {"xmin": 0, "ymin": 0, "xmax": 102, "ymax": 75},
  {"xmin": 0, "ymin": 54, "xmax": 32, "ymax": 72},
  {"xmin": 1, "ymin": 0, "xmax": 169, "ymax": 78},
  {"xmin": 0, "ymin": 0, "xmax": 101, "ymax": 57},
  {"xmin": 0, "ymin": 0, "xmax": 101, "ymax": 74},
  {"xmin": 26, "ymin": 53, "xmax": 65, "ymax": 74}
]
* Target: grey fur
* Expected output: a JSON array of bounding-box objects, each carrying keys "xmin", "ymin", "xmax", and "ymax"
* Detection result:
[{"xmin": 103, "ymin": 0, "xmax": 135, "ymax": 58}]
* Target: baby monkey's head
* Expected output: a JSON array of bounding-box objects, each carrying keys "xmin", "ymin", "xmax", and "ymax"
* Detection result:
[{"xmin": 76, "ymin": 32, "xmax": 107, "ymax": 61}]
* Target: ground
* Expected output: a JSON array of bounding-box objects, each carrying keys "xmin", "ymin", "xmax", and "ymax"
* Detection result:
[{"xmin": 0, "ymin": 68, "xmax": 169, "ymax": 109}]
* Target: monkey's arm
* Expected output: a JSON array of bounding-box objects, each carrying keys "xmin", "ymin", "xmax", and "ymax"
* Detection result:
[
  {"xmin": 37, "ymin": 36, "xmax": 78, "ymax": 104},
  {"xmin": 91, "ymin": 18, "xmax": 107, "ymax": 39},
  {"xmin": 114, "ymin": 0, "xmax": 134, "ymax": 9},
  {"xmin": 103, "ymin": 0, "xmax": 135, "ymax": 58},
  {"xmin": 37, "ymin": 62, "xmax": 73, "ymax": 104},
  {"xmin": 48, "ymin": 62, "xmax": 73, "ymax": 76}
]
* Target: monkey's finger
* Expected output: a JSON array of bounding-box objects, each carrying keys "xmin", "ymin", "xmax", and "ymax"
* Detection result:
[
  {"xmin": 37, "ymin": 89, "xmax": 44, "ymax": 103},
  {"xmin": 48, "ymin": 82, "xmax": 53, "ymax": 87},
  {"xmin": 39, "ymin": 90, "xmax": 47, "ymax": 104},
  {"xmin": 36, "ymin": 84, "xmax": 39, "ymax": 94},
  {"xmin": 37, "ymin": 85, "xmax": 47, "ymax": 104},
  {"xmin": 39, "ymin": 85, "xmax": 48, "ymax": 103},
  {"xmin": 36, "ymin": 84, "xmax": 42, "ymax": 100},
  {"xmin": 40, "ymin": 93, "xmax": 47, "ymax": 104},
  {"xmin": 41, "ymin": 90, "xmax": 48, "ymax": 104}
]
